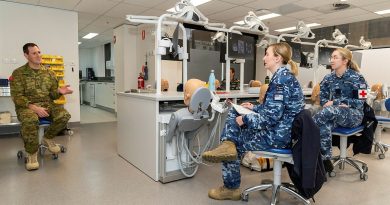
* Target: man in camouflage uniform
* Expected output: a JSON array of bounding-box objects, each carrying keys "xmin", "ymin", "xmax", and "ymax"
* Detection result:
[
  {"xmin": 313, "ymin": 48, "xmax": 367, "ymax": 172},
  {"xmin": 203, "ymin": 42, "xmax": 304, "ymax": 200},
  {"xmin": 10, "ymin": 43, "xmax": 72, "ymax": 171}
]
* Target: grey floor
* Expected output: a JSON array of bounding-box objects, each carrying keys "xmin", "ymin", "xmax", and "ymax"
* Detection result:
[{"xmin": 1, "ymin": 122, "xmax": 390, "ymax": 205}]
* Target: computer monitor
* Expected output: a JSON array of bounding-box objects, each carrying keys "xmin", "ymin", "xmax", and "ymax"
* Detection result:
[
  {"xmin": 318, "ymin": 47, "xmax": 334, "ymax": 66},
  {"xmin": 227, "ymin": 33, "xmax": 255, "ymax": 60},
  {"xmin": 288, "ymin": 42, "xmax": 302, "ymax": 63}
]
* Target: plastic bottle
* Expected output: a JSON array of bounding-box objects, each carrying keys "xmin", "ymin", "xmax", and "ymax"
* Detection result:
[
  {"xmin": 264, "ymin": 76, "xmax": 270, "ymax": 84},
  {"xmin": 208, "ymin": 70, "xmax": 216, "ymax": 92},
  {"xmin": 138, "ymin": 73, "xmax": 144, "ymax": 89}
]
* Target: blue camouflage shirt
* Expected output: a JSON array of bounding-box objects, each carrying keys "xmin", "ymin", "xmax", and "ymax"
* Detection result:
[
  {"xmin": 242, "ymin": 66, "xmax": 305, "ymax": 148},
  {"xmin": 319, "ymin": 68, "xmax": 367, "ymax": 112}
]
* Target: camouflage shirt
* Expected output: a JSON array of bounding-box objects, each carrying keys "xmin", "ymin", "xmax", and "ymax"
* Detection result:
[
  {"xmin": 10, "ymin": 63, "xmax": 61, "ymax": 110},
  {"xmin": 319, "ymin": 68, "xmax": 367, "ymax": 112},
  {"xmin": 242, "ymin": 66, "xmax": 305, "ymax": 148}
]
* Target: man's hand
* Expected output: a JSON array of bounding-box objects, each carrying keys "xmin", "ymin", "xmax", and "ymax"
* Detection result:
[
  {"xmin": 28, "ymin": 104, "xmax": 49, "ymax": 118},
  {"xmin": 58, "ymin": 85, "xmax": 73, "ymax": 95},
  {"xmin": 323, "ymin": 101, "xmax": 333, "ymax": 107},
  {"xmin": 241, "ymin": 102, "xmax": 254, "ymax": 110},
  {"xmin": 236, "ymin": 116, "xmax": 244, "ymax": 126}
]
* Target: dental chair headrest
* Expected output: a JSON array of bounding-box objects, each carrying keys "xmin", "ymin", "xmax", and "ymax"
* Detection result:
[{"xmin": 188, "ymin": 87, "xmax": 211, "ymax": 114}]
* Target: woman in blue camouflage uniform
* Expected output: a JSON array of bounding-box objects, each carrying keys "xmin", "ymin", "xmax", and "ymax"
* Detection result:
[
  {"xmin": 313, "ymin": 47, "xmax": 368, "ymax": 172},
  {"xmin": 202, "ymin": 42, "xmax": 305, "ymax": 200}
]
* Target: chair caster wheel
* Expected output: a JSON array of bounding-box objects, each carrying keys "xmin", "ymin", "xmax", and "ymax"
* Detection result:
[
  {"xmin": 360, "ymin": 174, "xmax": 368, "ymax": 181},
  {"xmin": 24, "ymin": 157, "xmax": 27, "ymax": 163},
  {"xmin": 67, "ymin": 130, "xmax": 74, "ymax": 136},
  {"xmin": 17, "ymin": 151, "xmax": 23, "ymax": 159},
  {"xmin": 384, "ymin": 147, "xmax": 389, "ymax": 152},
  {"xmin": 60, "ymin": 146, "xmax": 67, "ymax": 153},
  {"xmin": 241, "ymin": 193, "xmax": 248, "ymax": 202},
  {"xmin": 329, "ymin": 171, "xmax": 336, "ymax": 177},
  {"xmin": 52, "ymin": 154, "xmax": 58, "ymax": 160},
  {"xmin": 362, "ymin": 165, "xmax": 368, "ymax": 173},
  {"xmin": 379, "ymin": 153, "xmax": 385, "ymax": 159}
]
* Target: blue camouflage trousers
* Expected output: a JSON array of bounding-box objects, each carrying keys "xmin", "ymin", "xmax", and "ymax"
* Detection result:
[
  {"xmin": 220, "ymin": 108, "xmax": 272, "ymax": 189},
  {"xmin": 313, "ymin": 106, "xmax": 363, "ymax": 160}
]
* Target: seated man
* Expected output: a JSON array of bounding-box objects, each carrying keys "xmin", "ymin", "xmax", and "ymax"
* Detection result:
[
  {"xmin": 219, "ymin": 68, "xmax": 240, "ymax": 90},
  {"xmin": 10, "ymin": 43, "xmax": 73, "ymax": 171}
]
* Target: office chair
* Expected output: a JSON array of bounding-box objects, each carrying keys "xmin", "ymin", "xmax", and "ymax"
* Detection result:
[
  {"xmin": 374, "ymin": 98, "xmax": 390, "ymax": 159},
  {"xmin": 17, "ymin": 118, "xmax": 67, "ymax": 162}
]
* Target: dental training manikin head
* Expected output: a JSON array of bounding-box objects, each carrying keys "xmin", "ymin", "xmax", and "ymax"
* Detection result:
[
  {"xmin": 258, "ymin": 84, "xmax": 269, "ymax": 104},
  {"xmin": 184, "ymin": 79, "xmax": 206, "ymax": 106},
  {"xmin": 161, "ymin": 79, "xmax": 169, "ymax": 91},
  {"xmin": 311, "ymin": 84, "xmax": 321, "ymax": 105}
]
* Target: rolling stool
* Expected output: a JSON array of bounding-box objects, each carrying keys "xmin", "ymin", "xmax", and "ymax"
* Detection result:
[
  {"xmin": 241, "ymin": 148, "xmax": 310, "ymax": 205},
  {"xmin": 373, "ymin": 98, "xmax": 390, "ymax": 159},
  {"xmin": 330, "ymin": 125, "xmax": 368, "ymax": 180},
  {"xmin": 17, "ymin": 118, "xmax": 67, "ymax": 161}
]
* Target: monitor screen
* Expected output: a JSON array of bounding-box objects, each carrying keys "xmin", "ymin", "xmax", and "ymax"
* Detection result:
[
  {"xmin": 288, "ymin": 42, "xmax": 302, "ymax": 63},
  {"xmin": 318, "ymin": 47, "xmax": 334, "ymax": 66},
  {"xmin": 227, "ymin": 33, "xmax": 255, "ymax": 60}
]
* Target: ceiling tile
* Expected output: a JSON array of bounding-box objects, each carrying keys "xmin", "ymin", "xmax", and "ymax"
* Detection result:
[
  {"xmin": 74, "ymin": 0, "xmax": 119, "ymax": 15},
  {"xmin": 286, "ymin": 9, "xmax": 324, "ymax": 19},
  {"xmin": 197, "ymin": 0, "xmax": 236, "ymax": 15},
  {"xmin": 152, "ymin": 0, "xmax": 180, "ymax": 11},
  {"xmin": 80, "ymin": 24, "xmax": 111, "ymax": 34},
  {"xmin": 264, "ymin": 16, "xmax": 296, "ymax": 24},
  {"xmin": 219, "ymin": 0, "xmax": 257, "ymax": 5},
  {"xmin": 139, "ymin": 8, "xmax": 166, "ymax": 17},
  {"xmin": 122, "ymin": 0, "xmax": 165, "ymax": 7},
  {"xmin": 6, "ymin": 0, "xmax": 39, "ymax": 4},
  {"xmin": 208, "ymin": 6, "xmax": 252, "ymax": 21},
  {"xmin": 38, "ymin": 0, "xmax": 80, "ymax": 10},
  {"xmin": 349, "ymin": 0, "xmax": 389, "ymax": 7},
  {"xmin": 294, "ymin": 0, "xmax": 338, "ymax": 9},
  {"xmin": 105, "ymin": 2, "xmax": 149, "ymax": 18},
  {"xmin": 90, "ymin": 15, "xmax": 125, "ymax": 28},
  {"xmin": 363, "ymin": 1, "xmax": 390, "ymax": 12},
  {"xmin": 244, "ymin": 0, "xmax": 300, "ymax": 10}
]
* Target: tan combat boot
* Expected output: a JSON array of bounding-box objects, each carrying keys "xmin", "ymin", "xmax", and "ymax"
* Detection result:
[
  {"xmin": 26, "ymin": 152, "xmax": 39, "ymax": 171},
  {"xmin": 42, "ymin": 138, "xmax": 60, "ymax": 154},
  {"xmin": 208, "ymin": 186, "xmax": 241, "ymax": 200},
  {"xmin": 202, "ymin": 141, "xmax": 237, "ymax": 163}
]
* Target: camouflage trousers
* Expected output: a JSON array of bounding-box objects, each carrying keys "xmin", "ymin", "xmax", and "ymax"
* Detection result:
[
  {"xmin": 16, "ymin": 104, "xmax": 71, "ymax": 154},
  {"xmin": 220, "ymin": 108, "xmax": 272, "ymax": 189},
  {"xmin": 313, "ymin": 106, "xmax": 363, "ymax": 160}
]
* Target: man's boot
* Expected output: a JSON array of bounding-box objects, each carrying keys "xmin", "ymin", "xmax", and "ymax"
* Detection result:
[
  {"xmin": 208, "ymin": 186, "xmax": 241, "ymax": 200},
  {"xmin": 202, "ymin": 141, "xmax": 237, "ymax": 163},
  {"xmin": 42, "ymin": 138, "xmax": 60, "ymax": 154},
  {"xmin": 26, "ymin": 152, "xmax": 39, "ymax": 171}
]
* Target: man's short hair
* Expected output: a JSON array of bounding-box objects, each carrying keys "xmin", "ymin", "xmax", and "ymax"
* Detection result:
[{"xmin": 23, "ymin": 43, "xmax": 38, "ymax": 54}]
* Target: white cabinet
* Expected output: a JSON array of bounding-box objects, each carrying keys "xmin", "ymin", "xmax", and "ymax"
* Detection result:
[{"xmin": 95, "ymin": 82, "xmax": 115, "ymax": 109}]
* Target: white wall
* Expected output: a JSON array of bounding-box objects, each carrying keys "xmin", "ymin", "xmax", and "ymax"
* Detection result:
[
  {"xmin": 93, "ymin": 45, "xmax": 105, "ymax": 77},
  {"xmin": 356, "ymin": 48, "xmax": 390, "ymax": 86},
  {"xmin": 79, "ymin": 48, "xmax": 94, "ymax": 78},
  {"xmin": 0, "ymin": 1, "xmax": 80, "ymax": 122},
  {"xmin": 161, "ymin": 60, "xmax": 182, "ymax": 91}
]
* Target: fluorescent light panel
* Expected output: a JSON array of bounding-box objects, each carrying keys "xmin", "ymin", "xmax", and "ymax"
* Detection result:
[
  {"xmin": 275, "ymin": 23, "xmax": 321, "ymax": 32},
  {"xmin": 167, "ymin": 0, "xmax": 212, "ymax": 12},
  {"xmin": 82, "ymin": 33, "xmax": 99, "ymax": 39},
  {"xmin": 375, "ymin": 9, "xmax": 390, "ymax": 15},
  {"xmin": 78, "ymin": 42, "xmax": 82, "ymax": 45},
  {"xmin": 234, "ymin": 13, "xmax": 280, "ymax": 25}
]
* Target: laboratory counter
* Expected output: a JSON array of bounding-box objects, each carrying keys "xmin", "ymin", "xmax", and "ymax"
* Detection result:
[{"xmin": 116, "ymin": 91, "xmax": 259, "ymax": 182}]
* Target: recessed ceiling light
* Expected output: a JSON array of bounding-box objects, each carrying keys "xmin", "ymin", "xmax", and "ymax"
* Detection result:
[
  {"xmin": 82, "ymin": 33, "xmax": 99, "ymax": 39},
  {"xmin": 234, "ymin": 13, "xmax": 280, "ymax": 25},
  {"xmin": 374, "ymin": 9, "xmax": 390, "ymax": 15},
  {"xmin": 167, "ymin": 0, "xmax": 212, "ymax": 12},
  {"xmin": 275, "ymin": 23, "xmax": 321, "ymax": 33}
]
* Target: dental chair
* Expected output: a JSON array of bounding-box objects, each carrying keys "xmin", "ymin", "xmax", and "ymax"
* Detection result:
[
  {"xmin": 164, "ymin": 87, "xmax": 212, "ymax": 178},
  {"xmin": 17, "ymin": 118, "xmax": 67, "ymax": 162}
]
